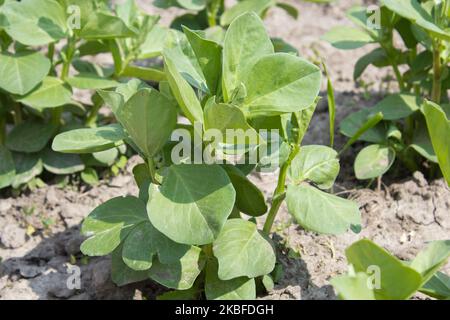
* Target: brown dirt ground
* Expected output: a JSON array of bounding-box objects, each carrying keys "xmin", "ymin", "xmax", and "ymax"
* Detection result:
[{"xmin": 0, "ymin": 0, "xmax": 449, "ymax": 300}]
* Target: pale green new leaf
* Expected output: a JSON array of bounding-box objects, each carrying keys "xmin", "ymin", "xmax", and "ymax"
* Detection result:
[
  {"xmin": 52, "ymin": 124, "xmax": 126, "ymax": 154},
  {"xmin": 163, "ymin": 48, "xmax": 204, "ymax": 124},
  {"xmin": 289, "ymin": 145, "xmax": 340, "ymax": 189},
  {"xmin": 286, "ymin": 184, "xmax": 361, "ymax": 235},
  {"xmin": 66, "ymin": 74, "xmax": 119, "ymax": 90},
  {"xmin": 148, "ymin": 164, "xmax": 235, "ymax": 245},
  {"xmin": 80, "ymin": 196, "xmax": 148, "ymax": 256},
  {"xmin": 354, "ymin": 144, "xmax": 395, "ymax": 180},
  {"xmin": 331, "ymin": 272, "xmax": 376, "ymax": 300},
  {"xmin": 213, "ymin": 219, "xmax": 276, "ymax": 280},
  {"xmin": 410, "ymin": 240, "xmax": 450, "ymax": 285},
  {"xmin": 79, "ymin": 12, "xmax": 136, "ymax": 40},
  {"xmin": 222, "ymin": 12, "xmax": 274, "ymax": 102},
  {"xmin": 345, "ymin": 239, "xmax": 423, "ymax": 300},
  {"xmin": 242, "ymin": 53, "xmax": 321, "ymax": 117},
  {"xmin": 0, "ymin": 51, "xmax": 51, "ymax": 95}
]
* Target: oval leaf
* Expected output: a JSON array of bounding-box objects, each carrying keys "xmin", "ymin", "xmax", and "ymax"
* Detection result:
[{"xmin": 354, "ymin": 144, "xmax": 395, "ymax": 180}]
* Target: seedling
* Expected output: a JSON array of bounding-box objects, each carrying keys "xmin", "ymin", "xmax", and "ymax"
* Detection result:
[
  {"xmin": 332, "ymin": 239, "xmax": 450, "ymax": 300},
  {"xmin": 323, "ymin": 0, "xmax": 450, "ymax": 184},
  {"xmin": 53, "ymin": 12, "xmax": 360, "ymax": 300}
]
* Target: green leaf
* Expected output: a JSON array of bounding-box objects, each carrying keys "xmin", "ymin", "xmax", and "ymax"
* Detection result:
[
  {"xmin": 79, "ymin": 12, "xmax": 136, "ymax": 40},
  {"xmin": 0, "ymin": 145, "xmax": 15, "ymax": 189},
  {"xmin": 6, "ymin": 121, "xmax": 56, "ymax": 153},
  {"xmin": 1, "ymin": 0, "xmax": 67, "ymax": 46},
  {"xmin": 52, "ymin": 124, "xmax": 126, "ymax": 154},
  {"xmin": 354, "ymin": 144, "xmax": 395, "ymax": 180},
  {"xmin": 183, "ymin": 26, "xmax": 222, "ymax": 95},
  {"xmin": 286, "ymin": 184, "xmax": 361, "ymax": 235},
  {"xmin": 221, "ymin": 0, "xmax": 275, "ymax": 27},
  {"xmin": 222, "ymin": 165, "xmax": 267, "ymax": 217},
  {"xmin": 92, "ymin": 148, "xmax": 119, "ymax": 167},
  {"xmin": 66, "ymin": 74, "xmax": 119, "ymax": 90},
  {"xmin": 205, "ymin": 258, "xmax": 256, "ymax": 300},
  {"xmin": 222, "ymin": 12, "xmax": 274, "ymax": 102},
  {"xmin": 213, "ymin": 219, "xmax": 276, "ymax": 280},
  {"xmin": 420, "ymin": 271, "xmax": 450, "ymax": 300},
  {"xmin": 381, "ymin": 0, "xmax": 450, "ymax": 41},
  {"xmin": 331, "ymin": 272, "xmax": 376, "ymax": 300},
  {"xmin": 42, "ymin": 148, "xmax": 85, "ymax": 175},
  {"xmin": 242, "ymin": 53, "xmax": 321, "ymax": 117},
  {"xmin": 16, "ymin": 77, "xmax": 72, "ymax": 109},
  {"xmin": 148, "ymin": 164, "xmax": 236, "ymax": 245},
  {"xmin": 157, "ymin": 288, "xmax": 200, "ymax": 300},
  {"xmin": 117, "ymin": 88, "xmax": 177, "ymax": 157},
  {"xmin": 11, "ymin": 152, "xmax": 43, "ymax": 188},
  {"xmin": 322, "ymin": 26, "xmax": 374, "ymax": 50},
  {"xmin": 148, "ymin": 246, "xmax": 205, "ymax": 290},
  {"xmin": 354, "ymin": 48, "xmax": 389, "ymax": 80},
  {"xmin": 80, "ymin": 196, "xmax": 148, "ymax": 256},
  {"xmin": 345, "ymin": 239, "xmax": 423, "ymax": 300},
  {"xmin": 122, "ymin": 222, "xmax": 157, "ymax": 271},
  {"xmin": 138, "ymin": 24, "xmax": 169, "ymax": 59},
  {"xmin": 422, "ymin": 101, "xmax": 450, "ymax": 185},
  {"xmin": 410, "ymin": 240, "xmax": 450, "ymax": 285},
  {"xmin": 370, "ymin": 94, "xmax": 420, "ymax": 120},
  {"xmin": 111, "ymin": 244, "xmax": 149, "ymax": 286},
  {"xmin": 410, "ymin": 121, "xmax": 438, "ymax": 163},
  {"xmin": 163, "ymin": 48, "xmax": 204, "ymax": 124},
  {"xmin": 288, "ymin": 145, "xmax": 340, "ymax": 189},
  {"xmin": 0, "ymin": 51, "xmax": 51, "ymax": 95},
  {"xmin": 81, "ymin": 167, "xmax": 99, "ymax": 186}
]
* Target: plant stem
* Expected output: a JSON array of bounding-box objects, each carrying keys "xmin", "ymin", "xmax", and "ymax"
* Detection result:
[
  {"xmin": 47, "ymin": 43, "xmax": 55, "ymax": 62},
  {"xmin": 61, "ymin": 37, "xmax": 76, "ymax": 81},
  {"xmin": 431, "ymin": 39, "xmax": 442, "ymax": 103},
  {"xmin": 85, "ymin": 103, "xmax": 102, "ymax": 128},
  {"xmin": 51, "ymin": 108, "xmax": 62, "ymax": 126},
  {"xmin": 263, "ymin": 145, "xmax": 300, "ymax": 235},
  {"xmin": 207, "ymin": 0, "xmax": 222, "ymax": 27},
  {"xmin": 13, "ymin": 103, "xmax": 22, "ymax": 124},
  {"xmin": 147, "ymin": 157, "xmax": 159, "ymax": 185}
]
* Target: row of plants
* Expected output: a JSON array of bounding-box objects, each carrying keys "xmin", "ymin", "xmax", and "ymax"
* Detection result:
[
  {"xmin": 0, "ymin": 0, "xmax": 448, "ymax": 300},
  {"xmin": 323, "ymin": 0, "xmax": 450, "ymax": 186}
]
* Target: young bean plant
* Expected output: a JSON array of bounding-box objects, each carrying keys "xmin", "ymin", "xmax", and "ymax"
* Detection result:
[
  {"xmin": 0, "ymin": 0, "xmax": 169, "ymax": 191},
  {"xmin": 53, "ymin": 12, "xmax": 361, "ymax": 299},
  {"xmin": 323, "ymin": 0, "xmax": 450, "ymax": 185}
]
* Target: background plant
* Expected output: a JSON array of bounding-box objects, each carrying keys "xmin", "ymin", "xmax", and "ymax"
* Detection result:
[
  {"xmin": 53, "ymin": 12, "xmax": 361, "ymax": 300},
  {"xmin": 323, "ymin": 0, "xmax": 450, "ymax": 185},
  {"xmin": 0, "ymin": 0, "xmax": 172, "ymax": 191},
  {"xmin": 332, "ymin": 239, "xmax": 450, "ymax": 300}
]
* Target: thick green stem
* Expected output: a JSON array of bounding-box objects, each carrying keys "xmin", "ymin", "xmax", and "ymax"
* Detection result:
[
  {"xmin": 207, "ymin": 0, "xmax": 222, "ymax": 27},
  {"xmin": 147, "ymin": 157, "xmax": 158, "ymax": 185},
  {"xmin": 431, "ymin": 40, "xmax": 442, "ymax": 103},
  {"xmin": 51, "ymin": 108, "xmax": 62, "ymax": 126},
  {"xmin": 380, "ymin": 39, "xmax": 405, "ymax": 91},
  {"xmin": 61, "ymin": 37, "xmax": 76, "ymax": 81},
  {"xmin": 263, "ymin": 145, "xmax": 300, "ymax": 235}
]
